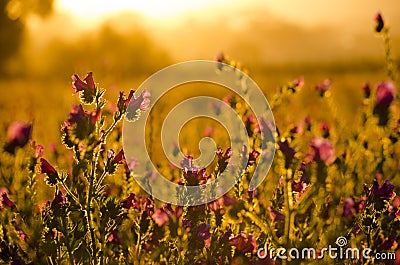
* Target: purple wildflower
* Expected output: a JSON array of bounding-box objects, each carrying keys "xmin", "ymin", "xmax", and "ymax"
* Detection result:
[
  {"xmin": 229, "ymin": 232, "xmax": 257, "ymax": 253},
  {"xmin": 365, "ymin": 179, "xmax": 396, "ymax": 200},
  {"xmin": 180, "ymin": 154, "xmax": 193, "ymax": 169},
  {"xmin": 362, "ymin": 82, "xmax": 371, "ymax": 98},
  {"xmin": 248, "ymin": 149, "xmax": 260, "ymax": 166},
  {"xmin": 268, "ymin": 206, "xmax": 285, "ymax": 221},
  {"xmin": 113, "ymin": 150, "xmax": 125, "ymax": 164},
  {"xmin": 319, "ymin": 122, "xmax": 330, "ymax": 138},
  {"xmin": 39, "ymin": 158, "xmax": 58, "ymax": 177},
  {"xmin": 152, "ymin": 208, "xmax": 170, "ymax": 226},
  {"xmin": 292, "ymin": 76, "xmax": 305, "ymax": 89},
  {"xmin": 126, "ymin": 90, "xmax": 151, "ymax": 112},
  {"xmin": 375, "ymin": 12, "xmax": 384, "ymax": 33},
  {"xmin": 1, "ymin": 192, "xmax": 15, "ymax": 209},
  {"xmin": 51, "ymin": 191, "xmax": 65, "ymax": 208},
  {"xmin": 208, "ymin": 195, "xmax": 236, "ymax": 211},
  {"xmin": 342, "ymin": 198, "xmax": 355, "ymax": 217},
  {"xmin": 4, "ymin": 121, "xmax": 32, "ymax": 154},
  {"xmin": 315, "ymin": 79, "xmax": 332, "ymax": 96},
  {"xmin": 35, "ymin": 144, "xmax": 44, "ymax": 158},
  {"xmin": 120, "ymin": 193, "xmax": 139, "ymax": 209},
  {"xmin": 71, "ymin": 72, "xmax": 95, "ymax": 93},
  {"xmin": 292, "ymin": 174, "xmax": 307, "ymax": 193},
  {"xmin": 278, "ymin": 139, "xmax": 296, "ymax": 168},
  {"xmin": 108, "ymin": 230, "xmax": 122, "ymax": 245},
  {"xmin": 196, "ymin": 223, "xmax": 211, "ymax": 241},
  {"xmin": 215, "ymin": 52, "xmax": 225, "ymax": 63},
  {"xmin": 309, "ymin": 137, "xmax": 336, "ymax": 165},
  {"xmin": 376, "ymin": 81, "xmax": 396, "ymax": 108}
]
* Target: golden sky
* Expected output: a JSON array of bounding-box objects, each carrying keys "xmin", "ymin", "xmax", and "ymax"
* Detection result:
[
  {"xmin": 22, "ymin": 0, "xmax": 400, "ymax": 73},
  {"xmin": 55, "ymin": 0, "xmax": 399, "ymax": 28}
]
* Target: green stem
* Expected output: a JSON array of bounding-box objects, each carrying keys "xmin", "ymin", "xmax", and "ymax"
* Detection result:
[
  {"xmin": 94, "ymin": 170, "xmax": 108, "ymax": 191},
  {"xmin": 58, "ymin": 177, "xmax": 81, "ymax": 208},
  {"xmin": 383, "ymin": 28, "xmax": 396, "ymax": 82},
  {"xmin": 282, "ymin": 169, "xmax": 293, "ymax": 265},
  {"xmin": 136, "ymin": 230, "xmax": 142, "ymax": 257},
  {"xmin": 62, "ymin": 215, "xmax": 76, "ymax": 265},
  {"xmin": 86, "ymin": 161, "xmax": 97, "ymax": 264}
]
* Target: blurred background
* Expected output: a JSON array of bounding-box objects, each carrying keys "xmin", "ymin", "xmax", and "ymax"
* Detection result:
[{"xmin": 0, "ymin": 0, "xmax": 399, "ymax": 146}]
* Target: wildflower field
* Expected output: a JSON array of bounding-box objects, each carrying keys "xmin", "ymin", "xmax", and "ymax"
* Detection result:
[{"xmin": 0, "ymin": 5, "xmax": 399, "ymax": 265}]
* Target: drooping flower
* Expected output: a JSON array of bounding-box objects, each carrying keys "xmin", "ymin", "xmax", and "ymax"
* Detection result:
[
  {"xmin": 4, "ymin": 121, "xmax": 32, "ymax": 154},
  {"xmin": 126, "ymin": 89, "xmax": 151, "ymax": 121},
  {"xmin": 1, "ymin": 192, "xmax": 16, "ymax": 209},
  {"xmin": 71, "ymin": 72, "xmax": 95, "ymax": 93},
  {"xmin": 113, "ymin": 149, "xmax": 125, "ymax": 164},
  {"xmin": 375, "ymin": 81, "xmax": 396, "ymax": 108},
  {"xmin": 374, "ymin": 12, "xmax": 384, "ymax": 33},
  {"xmin": 39, "ymin": 158, "xmax": 57, "ymax": 176},
  {"xmin": 39, "ymin": 158, "xmax": 58, "ymax": 186},
  {"xmin": 309, "ymin": 137, "xmax": 336, "ymax": 165},
  {"xmin": 229, "ymin": 232, "xmax": 257, "ymax": 253}
]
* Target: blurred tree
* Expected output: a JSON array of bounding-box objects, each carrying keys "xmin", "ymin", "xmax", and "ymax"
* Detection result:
[{"xmin": 0, "ymin": 0, "xmax": 53, "ymax": 76}]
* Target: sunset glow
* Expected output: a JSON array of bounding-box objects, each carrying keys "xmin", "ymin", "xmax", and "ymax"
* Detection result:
[{"xmin": 56, "ymin": 0, "xmax": 228, "ymax": 21}]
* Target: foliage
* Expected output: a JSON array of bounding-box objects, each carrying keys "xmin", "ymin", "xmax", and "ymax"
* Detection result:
[{"xmin": 0, "ymin": 12, "xmax": 399, "ymax": 265}]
